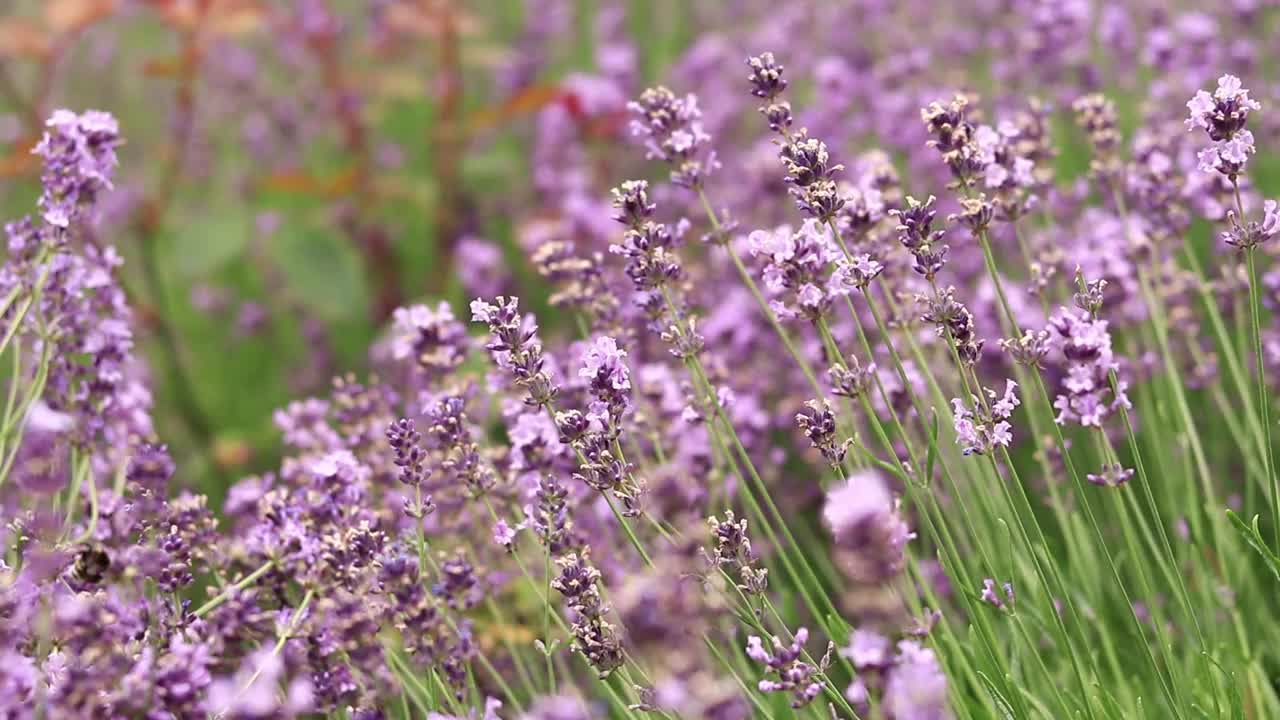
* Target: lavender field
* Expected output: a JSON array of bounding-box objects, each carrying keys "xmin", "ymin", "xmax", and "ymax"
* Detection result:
[{"xmin": 4, "ymin": 1, "xmax": 1280, "ymax": 718}]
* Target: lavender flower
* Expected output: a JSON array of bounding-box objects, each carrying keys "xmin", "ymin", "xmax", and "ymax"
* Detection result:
[
  {"xmin": 32, "ymin": 109, "xmax": 121, "ymax": 229},
  {"xmin": 1046, "ymin": 308, "xmax": 1131, "ymax": 428},
  {"xmin": 386, "ymin": 418, "xmax": 434, "ymax": 518},
  {"xmin": 981, "ymin": 578, "xmax": 1015, "ymax": 610},
  {"xmin": 823, "ymin": 472, "xmax": 913, "ymax": 582},
  {"xmin": 952, "ymin": 380, "xmax": 1020, "ymax": 456},
  {"xmin": 745, "ymin": 52, "xmax": 787, "ymax": 101},
  {"xmin": 705, "ymin": 510, "xmax": 768, "ymax": 596},
  {"xmin": 1073, "ymin": 94, "xmax": 1122, "ymax": 179},
  {"xmin": 892, "ymin": 196, "xmax": 949, "ymax": 280},
  {"xmin": 609, "ymin": 181, "xmax": 683, "ymax": 292},
  {"xmin": 921, "ymin": 94, "xmax": 982, "ymax": 185},
  {"xmin": 472, "ymin": 296, "xmax": 560, "ymax": 407},
  {"xmin": 921, "ymin": 287, "xmax": 983, "ymax": 365},
  {"xmin": 747, "ymin": 220, "xmax": 840, "ymax": 321},
  {"xmin": 999, "ymin": 330, "xmax": 1051, "ymax": 368},
  {"xmin": 425, "ymin": 395, "xmax": 495, "ymax": 493},
  {"xmin": 745, "ymin": 628, "xmax": 825, "ymax": 708},
  {"xmin": 627, "ymin": 86, "xmax": 718, "ymax": 188},
  {"xmin": 779, "ymin": 131, "xmax": 846, "ymax": 222},
  {"xmin": 882, "ymin": 641, "xmax": 950, "ymax": 720},
  {"xmin": 795, "ymin": 399, "xmax": 849, "ymax": 466},
  {"xmin": 1221, "ymin": 199, "xmax": 1280, "ymax": 250},
  {"xmin": 529, "ymin": 474, "xmax": 574, "ymax": 554},
  {"xmin": 552, "ymin": 552, "xmax": 624, "ymax": 677},
  {"xmin": 533, "ymin": 241, "xmax": 620, "ymax": 329},
  {"xmin": 745, "ymin": 52, "xmax": 792, "ymax": 132},
  {"xmin": 832, "ymin": 253, "xmax": 884, "ymax": 292},
  {"xmin": 1086, "ymin": 463, "xmax": 1135, "ymax": 488},
  {"xmin": 839, "ymin": 629, "xmax": 892, "ymax": 671},
  {"xmin": 828, "ymin": 355, "xmax": 877, "ymax": 400},
  {"xmin": 389, "ymin": 302, "xmax": 469, "ymax": 379},
  {"xmin": 1187, "ymin": 75, "xmax": 1261, "ymax": 176},
  {"xmin": 579, "ymin": 335, "xmax": 632, "ymax": 411}
]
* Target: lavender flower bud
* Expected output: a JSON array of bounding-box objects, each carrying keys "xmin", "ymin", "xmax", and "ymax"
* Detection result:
[
  {"xmin": 745, "ymin": 628, "xmax": 824, "ymax": 709},
  {"xmin": 471, "ymin": 296, "xmax": 560, "ymax": 406},
  {"xmin": 892, "ymin": 196, "xmax": 949, "ymax": 280},
  {"xmin": 999, "ymin": 330, "xmax": 1051, "ymax": 368},
  {"xmin": 921, "ymin": 94, "xmax": 983, "ymax": 184},
  {"xmin": 981, "ymin": 578, "xmax": 1015, "ymax": 610},
  {"xmin": 828, "ymin": 356, "xmax": 877, "ymax": 399},
  {"xmin": 921, "ymin": 287, "xmax": 983, "ymax": 365},
  {"xmin": 795, "ymin": 399, "xmax": 849, "ymax": 466},
  {"xmin": 611, "ymin": 180, "xmax": 656, "ymax": 228},
  {"xmin": 1086, "ymin": 463, "xmax": 1135, "ymax": 488},
  {"xmin": 949, "ymin": 194, "xmax": 995, "ymax": 233},
  {"xmin": 552, "ymin": 551, "xmax": 623, "ymax": 677},
  {"xmin": 745, "ymin": 52, "xmax": 787, "ymax": 100}
]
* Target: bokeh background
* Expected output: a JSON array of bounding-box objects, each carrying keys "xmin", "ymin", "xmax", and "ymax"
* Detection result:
[{"xmin": 2, "ymin": 0, "xmax": 1278, "ymax": 505}]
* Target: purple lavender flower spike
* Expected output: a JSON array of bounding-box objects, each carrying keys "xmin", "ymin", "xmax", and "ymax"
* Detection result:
[
  {"xmin": 1186, "ymin": 74, "xmax": 1261, "ymax": 177},
  {"xmin": 745, "ymin": 627, "xmax": 826, "ymax": 708},
  {"xmin": 33, "ymin": 109, "xmax": 121, "ymax": 229}
]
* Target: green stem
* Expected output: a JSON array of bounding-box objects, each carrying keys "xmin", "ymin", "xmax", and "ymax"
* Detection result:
[
  {"xmin": 1245, "ymin": 247, "xmax": 1279, "ymax": 553},
  {"xmin": 218, "ymin": 589, "xmax": 315, "ymax": 717},
  {"xmin": 193, "ymin": 560, "xmax": 276, "ymax": 618}
]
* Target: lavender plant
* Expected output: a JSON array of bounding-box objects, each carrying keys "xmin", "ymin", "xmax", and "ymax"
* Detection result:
[{"xmin": 6, "ymin": 3, "xmax": 1280, "ymax": 720}]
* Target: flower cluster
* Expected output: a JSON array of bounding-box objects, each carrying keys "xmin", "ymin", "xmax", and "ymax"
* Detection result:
[
  {"xmin": 952, "ymin": 380, "xmax": 1020, "ymax": 456},
  {"xmin": 552, "ymin": 552, "xmax": 624, "ymax": 677},
  {"xmin": 389, "ymin": 302, "xmax": 470, "ymax": 381},
  {"xmin": 705, "ymin": 511, "xmax": 769, "ymax": 596},
  {"xmin": 426, "ymin": 395, "xmax": 496, "ymax": 494},
  {"xmin": 892, "ymin": 196, "xmax": 949, "ymax": 280},
  {"xmin": 921, "ymin": 94, "xmax": 983, "ymax": 186},
  {"xmin": 973, "ymin": 123, "xmax": 1035, "ymax": 194},
  {"xmin": 563, "ymin": 336, "xmax": 645, "ymax": 514},
  {"xmin": 981, "ymin": 578, "xmax": 1016, "ymax": 610},
  {"xmin": 744, "ymin": 628, "xmax": 826, "ymax": 708},
  {"xmin": 1186, "ymin": 74, "xmax": 1261, "ymax": 176},
  {"xmin": 1220, "ymin": 198, "xmax": 1280, "ymax": 250},
  {"xmin": 744, "ymin": 54, "xmax": 847, "ymax": 222},
  {"xmin": 747, "ymin": 220, "xmax": 841, "ymax": 320},
  {"xmin": 828, "ymin": 354, "xmax": 877, "ymax": 400},
  {"xmin": 1046, "ymin": 308, "xmax": 1131, "ymax": 428},
  {"xmin": 608, "ymin": 180, "xmax": 683, "ymax": 292},
  {"xmin": 745, "ymin": 51, "xmax": 791, "ymax": 131},
  {"xmin": 1073, "ymin": 94, "xmax": 1122, "ymax": 180},
  {"xmin": 33, "ymin": 109, "xmax": 122, "ymax": 229},
  {"xmin": 795, "ymin": 399, "xmax": 849, "ymax": 466},
  {"xmin": 921, "ymin": 286, "xmax": 984, "ymax": 366},
  {"xmin": 627, "ymin": 86, "xmax": 718, "ymax": 188},
  {"xmin": 840, "ymin": 630, "xmax": 949, "ymax": 720},
  {"xmin": 1086, "ymin": 463, "xmax": 1135, "ymax": 488},
  {"xmin": 471, "ymin": 296, "xmax": 560, "ymax": 406}
]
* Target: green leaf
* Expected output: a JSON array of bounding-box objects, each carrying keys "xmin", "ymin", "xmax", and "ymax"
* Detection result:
[
  {"xmin": 270, "ymin": 224, "xmax": 368, "ymax": 322},
  {"xmin": 977, "ymin": 671, "xmax": 1017, "ymax": 720},
  {"xmin": 164, "ymin": 209, "xmax": 250, "ymax": 278},
  {"xmin": 1197, "ymin": 653, "xmax": 1243, "ymax": 720},
  {"xmin": 1225, "ymin": 510, "xmax": 1280, "ymax": 583}
]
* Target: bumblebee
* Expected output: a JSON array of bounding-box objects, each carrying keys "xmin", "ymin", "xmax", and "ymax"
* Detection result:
[{"xmin": 70, "ymin": 543, "xmax": 111, "ymax": 586}]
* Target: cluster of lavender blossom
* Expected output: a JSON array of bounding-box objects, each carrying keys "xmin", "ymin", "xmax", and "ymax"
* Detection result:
[{"xmin": 8, "ymin": 2, "xmax": 1280, "ymax": 719}]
